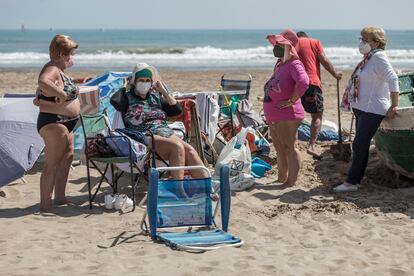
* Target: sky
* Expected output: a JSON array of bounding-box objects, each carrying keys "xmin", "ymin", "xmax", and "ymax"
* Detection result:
[{"xmin": 0, "ymin": 0, "xmax": 413, "ymax": 30}]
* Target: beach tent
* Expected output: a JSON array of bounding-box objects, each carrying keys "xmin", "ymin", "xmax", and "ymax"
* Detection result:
[
  {"xmin": 0, "ymin": 72, "xmax": 130, "ymax": 186},
  {"xmin": 74, "ymin": 72, "xmax": 130, "ymax": 151},
  {"xmin": 0, "ymin": 95, "xmax": 44, "ymax": 187}
]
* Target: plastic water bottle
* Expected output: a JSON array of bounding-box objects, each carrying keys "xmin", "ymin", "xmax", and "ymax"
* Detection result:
[{"xmin": 234, "ymin": 127, "xmax": 253, "ymax": 149}]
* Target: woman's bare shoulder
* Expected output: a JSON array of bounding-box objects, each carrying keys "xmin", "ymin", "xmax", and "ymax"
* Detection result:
[{"xmin": 39, "ymin": 63, "xmax": 61, "ymax": 79}]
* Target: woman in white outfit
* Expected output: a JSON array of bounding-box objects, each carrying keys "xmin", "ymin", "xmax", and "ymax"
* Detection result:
[{"xmin": 334, "ymin": 27, "xmax": 400, "ymax": 192}]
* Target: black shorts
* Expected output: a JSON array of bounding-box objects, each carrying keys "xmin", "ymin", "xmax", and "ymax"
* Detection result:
[
  {"xmin": 37, "ymin": 112, "xmax": 79, "ymax": 133},
  {"xmin": 301, "ymin": 85, "xmax": 324, "ymax": 114}
]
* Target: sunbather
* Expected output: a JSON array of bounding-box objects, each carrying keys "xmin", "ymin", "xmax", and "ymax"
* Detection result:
[
  {"xmin": 33, "ymin": 35, "xmax": 80, "ymax": 212},
  {"xmin": 111, "ymin": 63, "xmax": 208, "ymax": 179}
]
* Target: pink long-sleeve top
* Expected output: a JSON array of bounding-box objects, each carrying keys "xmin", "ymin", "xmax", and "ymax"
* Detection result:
[{"xmin": 263, "ymin": 59, "xmax": 309, "ymax": 122}]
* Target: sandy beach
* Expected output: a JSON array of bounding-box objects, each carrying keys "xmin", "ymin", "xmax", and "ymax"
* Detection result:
[{"xmin": 1, "ymin": 68, "xmax": 414, "ymax": 276}]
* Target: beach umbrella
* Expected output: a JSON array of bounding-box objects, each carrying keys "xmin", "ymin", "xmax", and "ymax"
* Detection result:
[
  {"xmin": 0, "ymin": 95, "xmax": 44, "ymax": 187},
  {"xmin": 74, "ymin": 71, "xmax": 130, "ymax": 150}
]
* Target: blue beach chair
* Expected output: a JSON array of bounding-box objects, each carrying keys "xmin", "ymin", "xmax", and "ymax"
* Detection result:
[{"xmin": 141, "ymin": 165, "xmax": 243, "ymax": 252}]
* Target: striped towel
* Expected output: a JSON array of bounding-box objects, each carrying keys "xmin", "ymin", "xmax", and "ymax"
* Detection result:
[{"xmin": 78, "ymin": 86, "xmax": 99, "ymax": 115}]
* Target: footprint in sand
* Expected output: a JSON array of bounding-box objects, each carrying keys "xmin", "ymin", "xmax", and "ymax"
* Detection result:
[
  {"xmin": 260, "ymin": 264, "xmax": 276, "ymax": 271},
  {"xmin": 156, "ymin": 253, "xmax": 167, "ymax": 259},
  {"xmin": 134, "ymin": 250, "xmax": 146, "ymax": 257},
  {"xmin": 197, "ymin": 266, "xmax": 214, "ymax": 273},
  {"xmin": 389, "ymin": 268, "xmax": 408, "ymax": 276},
  {"xmin": 299, "ymin": 239, "xmax": 319, "ymax": 249},
  {"xmin": 243, "ymin": 255, "xmax": 257, "ymax": 261},
  {"xmin": 1, "ymin": 186, "xmax": 21, "ymax": 201},
  {"xmin": 233, "ymin": 261, "xmax": 250, "ymax": 270},
  {"xmin": 208, "ymin": 260, "xmax": 220, "ymax": 266},
  {"xmin": 246, "ymin": 225, "xmax": 257, "ymax": 232}
]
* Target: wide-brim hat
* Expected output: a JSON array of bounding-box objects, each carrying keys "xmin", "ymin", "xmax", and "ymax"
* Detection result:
[
  {"xmin": 266, "ymin": 29, "xmax": 299, "ymax": 59},
  {"xmin": 129, "ymin": 63, "xmax": 160, "ymax": 85}
]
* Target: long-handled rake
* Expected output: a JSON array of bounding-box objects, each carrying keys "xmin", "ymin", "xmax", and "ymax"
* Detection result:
[{"xmin": 330, "ymin": 79, "xmax": 352, "ymax": 162}]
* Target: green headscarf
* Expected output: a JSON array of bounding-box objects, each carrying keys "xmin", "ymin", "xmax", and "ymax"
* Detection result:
[{"xmin": 134, "ymin": 68, "xmax": 153, "ymax": 80}]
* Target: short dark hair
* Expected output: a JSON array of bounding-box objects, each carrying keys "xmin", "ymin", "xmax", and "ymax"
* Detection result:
[{"xmin": 296, "ymin": 31, "xmax": 308, "ymax": 38}]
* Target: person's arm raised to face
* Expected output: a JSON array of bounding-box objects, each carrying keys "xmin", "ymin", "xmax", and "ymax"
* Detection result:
[{"xmin": 154, "ymin": 80, "xmax": 177, "ymax": 106}]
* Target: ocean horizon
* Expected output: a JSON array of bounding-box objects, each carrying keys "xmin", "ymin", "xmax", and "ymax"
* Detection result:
[{"xmin": 1, "ymin": 29, "xmax": 414, "ymax": 70}]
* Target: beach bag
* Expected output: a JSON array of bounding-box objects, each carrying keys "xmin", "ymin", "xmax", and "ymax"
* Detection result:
[
  {"xmin": 228, "ymin": 173, "xmax": 255, "ymax": 191},
  {"xmin": 85, "ymin": 133, "xmax": 114, "ymax": 158},
  {"xmin": 215, "ymin": 128, "xmax": 251, "ymax": 176},
  {"xmin": 236, "ymin": 99, "xmax": 263, "ymax": 128},
  {"xmin": 105, "ymin": 131, "xmax": 147, "ymax": 162}
]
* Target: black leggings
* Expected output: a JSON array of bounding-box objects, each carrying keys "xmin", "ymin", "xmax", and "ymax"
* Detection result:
[
  {"xmin": 346, "ymin": 108, "xmax": 385, "ymax": 185},
  {"xmin": 37, "ymin": 112, "xmax": 78, "ymax": 133}
]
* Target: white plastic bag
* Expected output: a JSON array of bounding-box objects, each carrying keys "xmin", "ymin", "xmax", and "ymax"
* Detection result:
[{"xmin": 215, "ymin": 128, "xmax": 252, "ymax": 176}]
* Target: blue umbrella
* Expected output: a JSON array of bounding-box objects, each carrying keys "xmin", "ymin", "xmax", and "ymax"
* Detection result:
[
  {"xmin": 0, "ymin": 95, "xmax": 44, "ymax": 187},
  {"xmin": 74, "ymin": 71, "xmax": 130, "ymax": 151}
]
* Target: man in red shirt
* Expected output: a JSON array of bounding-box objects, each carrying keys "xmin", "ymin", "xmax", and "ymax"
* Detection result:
[{"xmin": 296, "ymin": 31, "xmax": 342, "ymax": 157}]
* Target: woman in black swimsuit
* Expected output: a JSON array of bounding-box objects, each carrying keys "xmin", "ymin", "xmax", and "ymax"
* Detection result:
[{"xmin": 34, "ymin": 35, "xmax": 80, "ymax": 212}]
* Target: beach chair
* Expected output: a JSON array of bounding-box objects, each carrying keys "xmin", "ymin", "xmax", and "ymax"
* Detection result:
[
  {"xmin": 140, "ymin": 165, "xmax": 243, "ymax": 252},
  {"xmin": 236, "ymin": 99, "xmax": 272, "ymax": 145},
  {"xmin": 78, "ymin": 86, "xmax": 100, "ymax": 115},
  {"xmin": 217, "ymin": 73, "xmax": 252, "ymax": 139},
  {"xmin": 80, "ymin": 111, "xmax": 153, "ymax": 210}
]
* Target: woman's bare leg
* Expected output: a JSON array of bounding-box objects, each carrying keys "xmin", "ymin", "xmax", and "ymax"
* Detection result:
[
  {"xmin": 54, "ymin": 131, "xmax": 74, "ymax": 205},
  {"xmin": 148, "ymin": 135, "xmax": 186, "ymax": 179},
  {"xmin": 171, "ymin": 137, "xmax": 208, "ymax": 179},
  {"xmin": 278, "ymin": 120, "xmax": 302, "ymax": 186},
  {"xmin": 39, "ymin": 124, "xmax": 69, "ymax": 212},
  {"xmin": 270, "ymin": 123, "xmax": 288, "ymax": 182}
]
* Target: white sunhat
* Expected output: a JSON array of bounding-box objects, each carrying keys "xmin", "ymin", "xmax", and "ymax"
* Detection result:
[{"xmin": 128, "ymin": 63, "xmax": 161, "ymax": 87}]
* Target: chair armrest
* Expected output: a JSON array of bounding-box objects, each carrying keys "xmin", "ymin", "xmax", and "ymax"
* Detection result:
[
  {"xmin": 171, "ymin": 128, "xmax": 187, "ymax": 141},
  {"xmin": 143, "ymin": 130, "xmax": 156, "ymax": 167}
]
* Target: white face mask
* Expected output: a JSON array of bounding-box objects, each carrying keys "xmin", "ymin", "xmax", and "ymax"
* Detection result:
[
  {"xmin": 134, "ymin": 82, "xmax": 151, "ymax": 96},
  {"xmin": 64, "ymin": 55, "xmax": 74, "ymax": 68},
  {"xmin": 359, "ymin": 41, "xmax": 371, "ymax": 55}
]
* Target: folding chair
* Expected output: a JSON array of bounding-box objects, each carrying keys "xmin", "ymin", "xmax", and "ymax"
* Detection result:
[
  {"xmin": 217, "ymin": 74, "xmax": 252, "ymax": 139},
  {"xmin": 140, "ymin": 165, "xmax": 243, "ymax": 252},
  {"xmin": 80, "ymin": 111, "xmax": 153, "ymax": 210},
  {"xmin": 78, "ymin": 86, "xmax": 100, "ymax": 115},
  {"xmin": 236, "ymin": 99, "xmax": 272, "ymax": 145}
]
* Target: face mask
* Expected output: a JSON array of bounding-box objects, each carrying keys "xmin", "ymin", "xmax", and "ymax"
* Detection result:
[
  {"xmin": 273, "ymin": 45, "xmax": 285, "ymax": 58},
  {"xmin": 134, "ymin": 82, "xmax": 151, "ymax": 96},
  {"xmin": 359, "ymin": 41, "xmax": 371, "ymax": 55},
  {"xmin": 64, "ymin": 55, "xmax": 74, "ymax": 68}
]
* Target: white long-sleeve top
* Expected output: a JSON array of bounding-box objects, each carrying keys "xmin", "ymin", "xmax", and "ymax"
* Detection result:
[{"xmin": 351, "ymin": 51, "xmax": 399, "ymax": 116}]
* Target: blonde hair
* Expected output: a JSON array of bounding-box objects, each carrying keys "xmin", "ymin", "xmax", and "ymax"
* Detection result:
[
  {"xmin": 361, "ymin": 27, "xmax": 387, "ymax": 50},
  {"xmin": 49, "ymin": 35, "xmax": 78, "ymax": 60}
]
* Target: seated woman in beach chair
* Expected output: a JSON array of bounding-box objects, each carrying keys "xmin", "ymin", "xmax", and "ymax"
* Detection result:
[{"xmin": 110, "ymin": 63, "xmax": 208, "ymax": 179}]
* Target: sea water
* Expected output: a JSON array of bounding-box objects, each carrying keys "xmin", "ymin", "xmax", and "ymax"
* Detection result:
[{"xmin": 0, "ymin": 29, "xmax": 413, "ymax": 70}]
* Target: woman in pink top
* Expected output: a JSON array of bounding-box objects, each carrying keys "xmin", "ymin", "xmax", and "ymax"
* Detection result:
[{"xmin": 263, "ymin": 29, "xmax": 309, "ymax": 186}]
